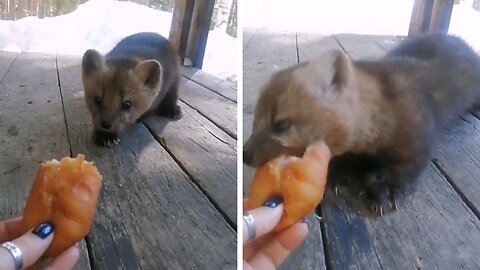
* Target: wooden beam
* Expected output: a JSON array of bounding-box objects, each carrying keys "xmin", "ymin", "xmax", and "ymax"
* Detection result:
[
  {"xmin": 186, "ymin": 0, "xmax": 215, "ymax": 69},
  {"xmin": 408, "ymin": 0, "xmax": 435, "ymax": 36},
  {"xmin": 408, "ymin": 0, "xmax": 454, "ymax": 36},
  {"xmin": 428, "ymin": 0, "xmax": 454, "ymax": 33},
  {"xmin": 169, "ymin": 0, "xmax": 195, "ymax": 64}
]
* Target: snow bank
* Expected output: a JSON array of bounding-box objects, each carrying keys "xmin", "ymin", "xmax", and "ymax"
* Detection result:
[{"xmin": 0, "ymin": 0, "xmax": 237, "ymax": 83}]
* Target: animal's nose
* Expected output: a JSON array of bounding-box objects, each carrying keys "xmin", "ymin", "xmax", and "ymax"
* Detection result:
[
  {"xmin": 100, "ymin": 120, "xmax": 112, "ymax": 129},
  {"xmin": 243, "ymin": 151, "xmax": 253, "ymax": 165}
]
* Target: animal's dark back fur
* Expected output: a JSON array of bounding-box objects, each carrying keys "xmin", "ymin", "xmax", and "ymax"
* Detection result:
[{"xmin": 357, "ymin": 34, "xmax": 480, "ymax": 133}]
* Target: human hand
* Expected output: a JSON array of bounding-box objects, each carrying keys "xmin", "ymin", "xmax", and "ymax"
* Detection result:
[
  {"xmin": 0, "ymin": 217, "xmax": 79, "ymax": 270},
  {"xmin": 243, "ymin": 198, "xmax": 309, "ymax": 270}
]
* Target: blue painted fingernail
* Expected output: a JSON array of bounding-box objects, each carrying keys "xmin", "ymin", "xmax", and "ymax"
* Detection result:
[
  {"xmin": 32, "ymin": 222, "xmax": 55, "ymax": 239},
  {"xmin": 264, "ymin": 197, "xmax": 283, "ymax": 208}
]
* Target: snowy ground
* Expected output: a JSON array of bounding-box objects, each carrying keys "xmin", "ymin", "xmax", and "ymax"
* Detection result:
[
  {"xmin": 0, "ymin": 0, "xmax": 237, "ymax": 83},
  {"xmin": 244, "ymin": 0, "xmax": 480, "ymax": 51}
]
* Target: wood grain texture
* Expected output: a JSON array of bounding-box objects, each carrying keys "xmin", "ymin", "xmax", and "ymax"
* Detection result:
[
  {"xmin": 433, "ymin": 114, "xmax": 480, "ymax": 218},
  {"xmin": 0, "ymin": 52, "xmax": 16, "ymax": 81},
  {"xmin": 168, "ymin": 0, "xmax": 195, "ymax": 63},
  {"xmin": 243, "ymin": 27, "xmax": 257, "ymax": 50},
  {"xmin": 243, "ymin": 28, "xmax": 297, "ymax": 116},
  {"xmin": 296, "ymin": 33, "xmax": 341, "ymax": 61},
  {"xmin": 428, "ymin": 0, "xmax": 454, "ymax": 33},
  {"xmin": 242, "ymin": 28, "xmax": 298, "ymax": 188},
  {"xmin": 408, "ymin": 0, "xmax": 435, "ymax": 36},
  {"xmin": 185, "ymin": 0, "xmax": 215, "ymax": 69},
  {"xmin": 366, "ymin": 35, "xmax": 404, "ymax": 52},
  {"xmin": 56, "ymin": 55, "xmax": 236, "ymax": 270},
  {"xmin": 321, "ymin": 164, "xmax": 480, "ymax": 269},
  {"xmin": 0, "ymin": 53, "xmax": 90, "ymax": 269},
  {"xmin": 181, "ymin": 66, "xmax": 237, "ymax": 102},
  {"xmin": 143, "ymin": 100, "xmax": 237, "ymax": 225},
  {"xmin": 180, "ymin": 77, "xmax": 237, "ymax": 138}
]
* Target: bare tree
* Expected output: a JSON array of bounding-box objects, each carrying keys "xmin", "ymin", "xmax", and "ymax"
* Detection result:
[{"xmin": 226, "ymin": 0, "xmax": 236, "ymax": 38}]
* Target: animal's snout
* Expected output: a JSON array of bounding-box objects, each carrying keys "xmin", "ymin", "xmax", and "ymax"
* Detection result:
[{"xmin": 100, "ymin": 120, "xmax": 112, "ymax": 129}]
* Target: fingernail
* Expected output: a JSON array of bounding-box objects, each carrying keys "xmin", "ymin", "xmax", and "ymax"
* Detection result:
[
  {"xmin": 264, "ymin": 197, "xmax": 283, "ymax": 208},
  {"xmin": 32, "ymin": 222, "xmax": 55, "ymax": 239}
]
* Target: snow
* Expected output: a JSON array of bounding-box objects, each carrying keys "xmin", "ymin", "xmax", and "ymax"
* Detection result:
[
  {"xmin": 244, "ymin": 0, "xmax": 480, "ymax": 51},
  {"xmin": 0, "ymin": 0, "xmax": 237, "ymax": 83}
]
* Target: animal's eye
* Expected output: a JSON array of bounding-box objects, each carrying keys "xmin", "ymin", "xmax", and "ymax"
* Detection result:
[
  {"xmin": 122, "ymin": 100, "xmax": 132, "ymax": 110},
  {"xmin": 272, "ymin": 119, "xmax": 291, "ymax": 134},
  {"xmin": 94, "ymin": 96, "xmax": 102, "ymax": 105}
]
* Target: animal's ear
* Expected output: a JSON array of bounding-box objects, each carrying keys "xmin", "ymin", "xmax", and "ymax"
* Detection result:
[
  {"xmin": 329, "ymin": 50, "xmax": 352, "ymax": 89},
  {"xmin": 133, "ymin": 60, "xmax": 162, "ymax": 89},
  {"xmin": 82, "ymin": 49, "xmax": 104, "ymax": 75}
]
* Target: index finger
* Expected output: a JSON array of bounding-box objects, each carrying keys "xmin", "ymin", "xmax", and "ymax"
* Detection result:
[{"xmin": 0, "ymin": 217, "xmax": 23, "ymax": 242}]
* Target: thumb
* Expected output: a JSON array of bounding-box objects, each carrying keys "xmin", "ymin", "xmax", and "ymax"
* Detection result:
[{"xmin": 0, "ymin": 222, "xmax": 55, "ymax": 270}]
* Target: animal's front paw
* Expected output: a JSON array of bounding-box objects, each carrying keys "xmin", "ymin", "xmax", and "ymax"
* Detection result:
[
  {"xmin": 159, "ymin": 105, "xmax": 183, "ymax": 120},
  {"xmin": 361, "ymin": 173, "xmax": 409, "ymax": 216},
  {"xmin": 92, "ymin": 130, "xmax": 120, "ymax": 147}
]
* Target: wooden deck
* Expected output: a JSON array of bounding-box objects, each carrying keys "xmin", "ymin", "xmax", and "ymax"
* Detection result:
[
  {"xmin": 243, "ymin": 28, "xmax": 480, "ymax": 270},
  {"xmin": 0, "ymin": 52, "xmax": 237, "ymax": 269}
]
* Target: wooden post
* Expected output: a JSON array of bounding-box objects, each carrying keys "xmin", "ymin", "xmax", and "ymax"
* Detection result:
[
  {"xmin": 186, "ymin": 0, "xmax": 215, "ymax": 69},
  {"xmin": 169, "ymin": 0, "xmax": 195, "ymax": 64},
  {"xmin": 408, "ymin": 0, "xmax": 454, "ymax": 36},
  {"xmin": 428, "ymin": 0, "xmax": 454, "ymax": 33},
  {"xmin": 169, "ymin": 0, "xmax": 215, "ymax": 69}
]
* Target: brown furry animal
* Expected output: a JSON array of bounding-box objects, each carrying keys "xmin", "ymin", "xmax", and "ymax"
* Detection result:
[
  {"xmin": 82, "ymin": 32, "xmax": 182, "ymax": 147},
  {"xmin": 244, "ymin": 34, "xmax": 480, "ymax": 215}
]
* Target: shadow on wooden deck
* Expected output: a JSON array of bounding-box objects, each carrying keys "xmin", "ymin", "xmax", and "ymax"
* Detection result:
[{"xmin": 0, "ymin": 52, "xmax": 237, "ymax": 270}]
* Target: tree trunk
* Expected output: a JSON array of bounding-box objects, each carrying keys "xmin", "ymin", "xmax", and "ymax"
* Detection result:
[
  {"xmin": 17, "ymin": 0, "xmax": 27, "ymax": 18},
  {"xmin": 211, "ymin": 0, "xmax": 232, "ymax": 30},
  {"xmin": 473, "ymin": 0, "xmax": 480, "ymax": 11},
  {"xmin": 226, "ymin": 0, "xmax": 237, "ymax": 37}
]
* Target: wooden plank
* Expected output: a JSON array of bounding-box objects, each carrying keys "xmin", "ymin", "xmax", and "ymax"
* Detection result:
[
  {"xmin": 243, "ymin": 29, "xmax": 327, "ymax": 270},
  {"xmin": 186, "ymin": 0, "xmax": 215, "ymax": 69},
  {"xmin": 0, "ymin": 53, "xmax": 90, "ymax": 269},
  {"xmin": 182, "ymin": 66, "xmax": 237, "ymax": 102},
  {"xmin": 180, "ymin": 77, "xmax": 236, "ymax": 138},
  {"xmin": 432, "ymin": 114, "xmax": 480, "ymax": 217},
  {"xmin": 428, "ymin": 0, "xmax": 454, "ymax": 33},
  {"xmin": 0, "ymin": 52, "xmax": 16, "ymax": 81},
  {"xmin": 143, "ymin": 100, "xmax": 237, "ymax": 224},
  {"xmin": 296, "ymin": 33, "xmax": 342, "ymax": 62},
  {"xmin": 243, "ymin": 28, "xmax": 297, "ymax": 189},
  {"xmin": 169, "ymin": 0, "xmax": 195, "ymax": 64},
  {"xmin": 56, "ymin": 55, "xmax": 236, "ymax": 269},
  {"xmin": 334, "ymin": 34, "xmax": 387, "ymax": 60},
  {"xmin": 366, "ymin": 35, "xmax": 404, "ymax": 52},
  {"xmin": 321, "ymin": 34, "xmax": 480, "ymax": 269},
  {"xmin": 321, "ymin": 164, "xmax": 480, "ymax": 269},
  {"xmin": 408, "ymin": 0, "xmax": 435, "ymax": 36},
  {"xmin": 243, "ymin": 28, "xmax": 297, "ymax": 117},
  {"xmin": 243, "ymin": 27, "xmax": 257, "ymax": 50}
]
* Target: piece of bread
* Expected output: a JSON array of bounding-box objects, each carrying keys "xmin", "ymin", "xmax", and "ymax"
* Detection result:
[
  {"xmin": 249, "ymin": 142, "xmax": 330, "ymax": 232},
  {"xmin": 22, "ymin": 154, "xmax": 102, "ymax": 256}
]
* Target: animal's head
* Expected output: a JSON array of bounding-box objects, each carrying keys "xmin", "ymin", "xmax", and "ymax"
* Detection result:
[
  {"xmin": 81, "ymin": 49, "xmax": 163, "ymax": 134},
  {"xmin": 244, "ymin": 50, "xmax": 358, "ymax": 167}
]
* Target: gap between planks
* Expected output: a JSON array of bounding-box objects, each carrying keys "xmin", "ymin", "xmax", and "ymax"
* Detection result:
[
  {"xmin": 179, "ymin": 97, "xmax": 237, "ymax": 139},
  {"xmin": 432, "ymin": 159, "xmax": 480, "ymax": 222},
  {"xmin": 55, "ymin": 56, "xmax": 73, "ymax": 158},
  {"xmin": 143, "ymin": 122, "xmax": 236, "ymax": 230}
]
